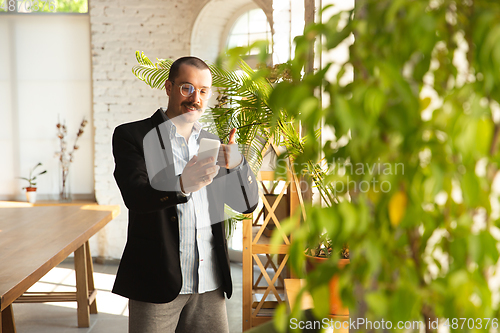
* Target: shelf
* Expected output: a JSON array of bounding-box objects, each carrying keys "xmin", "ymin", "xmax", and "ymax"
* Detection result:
[
  {"xmin": 252, "ymin": 289, "xmax": 285, "ymax": 309},
  {"xmin": 243, "ymin": 161, "xmax": 303, "ymax": 331},
  {"xmin": 251, "ymin": 225, "xmax": 289, "ymax": 254}
]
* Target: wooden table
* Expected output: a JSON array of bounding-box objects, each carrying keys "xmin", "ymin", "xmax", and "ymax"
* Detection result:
[{"xmin": 0, "ymin": 204, "xmax": 119, "ymax": 333}]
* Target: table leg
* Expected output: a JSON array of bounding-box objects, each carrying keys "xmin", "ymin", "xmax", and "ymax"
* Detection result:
[
  {"xmin": 85, "ymin": 240, "xmax": 98, "ymax": 314},
  {"xmin": 1, "ymin": 304, "xmax": 17, "ymax": 333},
  {"xmin": 74, "ymin": 243, "xmax": 90, "ymax": 327}
]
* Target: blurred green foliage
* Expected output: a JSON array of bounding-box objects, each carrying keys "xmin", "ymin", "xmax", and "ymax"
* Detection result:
[
  {"xmin": 262, "ymin": 0, "xmax": 500, "ymax": 331},
  {"xmin": 54, "ymin": 0, "xmax": 86, "ymax": 13},
  {"xmin": 132, "ymin": 0, "xmax": 500, "ymax": 328}
]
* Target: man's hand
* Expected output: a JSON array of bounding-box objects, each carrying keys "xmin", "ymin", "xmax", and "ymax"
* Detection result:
[
  {"xmin": 217, "ymin": 128, "xmax": 243, "ymax": 169},
  {"xmin": 180, "ymin": 155, "xmax": 220, "ymax": 194}
]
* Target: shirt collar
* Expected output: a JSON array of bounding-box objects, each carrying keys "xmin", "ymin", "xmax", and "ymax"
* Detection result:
[{"xmin": 161, "ymin": 108, "xmax": 202, "ymax": 140}]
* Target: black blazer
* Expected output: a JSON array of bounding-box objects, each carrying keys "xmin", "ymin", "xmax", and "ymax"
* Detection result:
[{"xmin": 111, "ymin": 109, "xmax": 259, "ymax": 303}]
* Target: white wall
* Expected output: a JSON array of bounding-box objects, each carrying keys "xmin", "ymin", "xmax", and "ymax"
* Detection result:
[
  {"xmin": 0, "ymin": 19, "xmax": 15, "ymax": 197},
  {"xmin": 272, "ymin": 0, "xmax": 305, "ymax": 64},
  {"xmin": 0, "ymin": 15, "xmax": 93, "ymax": 201}
]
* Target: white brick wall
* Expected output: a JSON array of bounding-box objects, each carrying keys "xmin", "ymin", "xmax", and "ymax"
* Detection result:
[
  {"xmin": 89, "ymin": 0, "xmax": 210, "ymax": 259},
  {"xmin": 90, "ymin": 0, "xmax": 274, "ymax": 259}
]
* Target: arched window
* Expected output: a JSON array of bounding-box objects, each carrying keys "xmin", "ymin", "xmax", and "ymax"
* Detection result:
[{"xmin": 226, "ymin": 8, "xmax": 272, "ymax": 58}]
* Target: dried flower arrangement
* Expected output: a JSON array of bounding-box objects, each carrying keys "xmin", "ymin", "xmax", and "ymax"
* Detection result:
[{"xmin": 55, "ymin": 117, "xmax": 88, "ymax": 202}]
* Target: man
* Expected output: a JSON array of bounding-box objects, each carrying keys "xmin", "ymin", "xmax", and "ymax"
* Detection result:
[{"xmin": 111, "ymin": 56, "xmax": 259, "ymax": 332}]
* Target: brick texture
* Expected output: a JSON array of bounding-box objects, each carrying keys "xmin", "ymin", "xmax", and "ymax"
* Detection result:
[
  {"xmin": 90, "ymin": 0, "xmax": 212, "ymax": 258},
  {"xmin": 90, "ymin": 0, "xmax": 273, "ymax": 259}
]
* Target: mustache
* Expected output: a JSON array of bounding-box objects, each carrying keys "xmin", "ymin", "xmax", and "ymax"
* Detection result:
[{"xmin": 182, "ymin": 102, "xmax": 201, "ymax": 111}]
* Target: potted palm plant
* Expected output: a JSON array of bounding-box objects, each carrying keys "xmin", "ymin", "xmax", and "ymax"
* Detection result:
[
  {"xmin": 19, "ymin": 162, "xmax": 47, "ymax": 203},
  {"xmin": 132, "ymin": 52, "xmax": 349, "ymax": 315}
]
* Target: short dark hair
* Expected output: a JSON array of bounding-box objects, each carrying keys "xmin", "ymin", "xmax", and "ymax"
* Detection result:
[{"xmin": 168, "ymin": 56, "xmax": 210, "ymax": 82}]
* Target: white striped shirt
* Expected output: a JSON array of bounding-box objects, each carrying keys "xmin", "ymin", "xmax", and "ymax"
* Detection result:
[{"xmin": 163, "ymin": 116, "xmax": 221, "ymax": 294}]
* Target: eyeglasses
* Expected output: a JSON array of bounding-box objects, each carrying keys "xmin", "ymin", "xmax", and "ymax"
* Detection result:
[{"xmin": 173, "ymin": 82, "xmax": 212, "ymax": 100}]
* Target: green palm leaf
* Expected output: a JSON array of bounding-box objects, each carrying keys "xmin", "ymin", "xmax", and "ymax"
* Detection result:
[
  {"xmin": 132, "ymin": 52, "xmax": 315, "ymax": 181},
  {"xmin": 132, "ymin": 51, "xmax": 340, "ymax": 219},
  {"xmin": 132, "ymin": 52, "xmax": 170, "ymax": 89}
]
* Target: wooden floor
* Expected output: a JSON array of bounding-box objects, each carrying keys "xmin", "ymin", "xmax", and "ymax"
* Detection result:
[{"xmin": 11, "ymin": 261, "xmax": 245, "ymax": 333}]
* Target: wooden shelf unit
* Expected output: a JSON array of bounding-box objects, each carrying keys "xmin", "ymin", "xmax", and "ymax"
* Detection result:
[{"xmin": 242, "ymin": 169, "xmax": 304, "ymax": 331}]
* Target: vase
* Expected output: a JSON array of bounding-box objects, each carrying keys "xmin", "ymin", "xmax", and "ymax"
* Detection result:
[
  {"xmin": 59, "ymin": 165, "xmax": 72, "ymax": 203},
  {"xmin": 25, "ymin": 187, "xmax": 37, "ymax": 203}
]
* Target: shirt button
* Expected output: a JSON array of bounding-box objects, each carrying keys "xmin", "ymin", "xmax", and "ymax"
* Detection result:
[{"xmin": 170, "ymin": 216, "xmax": 177, "ymax": 222}]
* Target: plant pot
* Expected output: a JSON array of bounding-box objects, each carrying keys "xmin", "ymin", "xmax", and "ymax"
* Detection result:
[
  {"xmin": 305, "ymin": 255, "xmax": 350, "ymax": 316},
  {"xmin": 25, "ymin": 187, "xmax": 37, "ymax": 203}
]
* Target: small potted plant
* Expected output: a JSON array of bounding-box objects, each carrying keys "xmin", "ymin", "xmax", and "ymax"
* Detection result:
[
  {"xmin": 19, "ymin": 162, "xmax": 47, "ymax": 203},
  {"xmin": 305, "ymin": 239, "xmax": 350, "ymax": 316}
]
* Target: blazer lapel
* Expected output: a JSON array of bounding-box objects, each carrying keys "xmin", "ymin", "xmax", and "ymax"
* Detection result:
[{"xmin": 150, "ymin": 109, "xmax": 175, "ymax": 174}]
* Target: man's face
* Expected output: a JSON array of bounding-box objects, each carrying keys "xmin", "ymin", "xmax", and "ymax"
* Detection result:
[{"xmin": 165, "ymin": 64, "xmax": 212, "ymax": 124}]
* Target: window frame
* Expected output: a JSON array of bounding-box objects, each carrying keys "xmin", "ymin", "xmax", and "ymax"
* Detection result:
[{"xmin": 221, "ymin": 3, "xmax": 273, "ymax": 68}]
